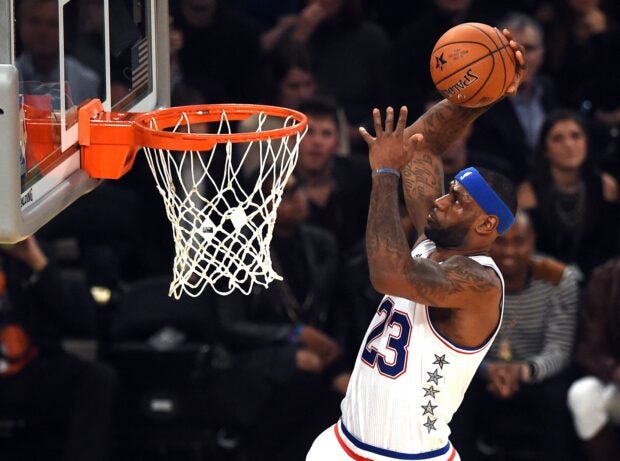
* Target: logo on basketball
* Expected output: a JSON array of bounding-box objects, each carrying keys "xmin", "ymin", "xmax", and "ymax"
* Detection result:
[
  {"xmin": 435, "ymin": 53, "xmax": 447, "ymax": 71},
  {"xmin": 449, "ymin": 48, "xmax": 469, "ymax": 61},
  {"xmin": 441, "ymin": 69, "xmax": 479, "ymax": 99}
]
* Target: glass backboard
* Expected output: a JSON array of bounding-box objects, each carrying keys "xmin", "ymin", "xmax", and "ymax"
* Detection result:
[{"xmin": 0, "ymin": 0, "xmax": 169, "ymax": 243}]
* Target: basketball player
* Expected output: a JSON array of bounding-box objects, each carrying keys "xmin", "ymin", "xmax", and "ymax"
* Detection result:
[{"xmin": 306, "ymin": 34, "xmax": 525, "ymax": 461}]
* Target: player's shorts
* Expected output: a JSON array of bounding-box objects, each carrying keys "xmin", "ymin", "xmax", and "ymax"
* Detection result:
[{"xmin": 306, "ymin": 420, "xmax": 461, "ymax": 461}]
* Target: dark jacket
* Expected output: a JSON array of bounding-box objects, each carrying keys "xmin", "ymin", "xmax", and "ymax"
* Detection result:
[
  {"xmin": 216, "ymin": 224, "xmax": 343, "ymax": 383},
  {"xmin": 575, "ymin": 258, "xmax": 620, "ymax": 381},
  {"xmin": 1, "ymin": 257, "xmax": 96, "ymax": 353}
]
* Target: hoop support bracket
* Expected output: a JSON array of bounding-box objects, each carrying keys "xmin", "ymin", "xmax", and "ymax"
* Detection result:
[{"xmin": 78, "ymin": 99, "xmax": 139, "ymax": 179}]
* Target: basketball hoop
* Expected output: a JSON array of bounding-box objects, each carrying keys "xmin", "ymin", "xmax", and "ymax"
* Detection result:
[{"xmin": 78, "ymin": 100, "xmax": 308, "ymax": 298}]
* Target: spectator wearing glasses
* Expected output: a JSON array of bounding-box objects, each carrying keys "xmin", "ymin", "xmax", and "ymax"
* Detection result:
[{"xmin": 468, "ymin": 12, "xmax": 557, "ymax": 185}]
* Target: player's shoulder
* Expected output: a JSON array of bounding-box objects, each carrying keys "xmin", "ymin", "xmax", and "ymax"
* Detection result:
[{"xmin": 529, "ymin": 255, "xmax": 577, "ymax": 286}]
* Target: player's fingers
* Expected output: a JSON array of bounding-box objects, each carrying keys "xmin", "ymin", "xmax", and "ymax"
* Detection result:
[
  {"xmin": 407, "ymin": 133, "xmax": 424, "ymax": 151},
  {"xmin": 384, "ymin": 106, "xmax": 395, "ymax": 134},
  {"xmin": 502, "ymin": 28, "xmax": 513, "ymax": 43},
  {"xmin": 510, "ymin": 42, "xmax": 527, "ymax": 70},
  {"xmin": 395, "ymin": 106, "xmax": 408, "ymax": 134},
  {"xmin": 372, "ymin": 108, "xmax": 383, "ymax": 136},
  {"xmin": 514, "ymin": 48, "xmax": 527, "ymax": 70},
  {"xmin": 358, "ymin": 127, "xmax": 375, "ymax": 145}
]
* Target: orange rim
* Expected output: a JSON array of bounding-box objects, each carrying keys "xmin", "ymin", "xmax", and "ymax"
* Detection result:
[{"xmin": 132, "ymin": 103, "xmax": 308, "ymax": 151}]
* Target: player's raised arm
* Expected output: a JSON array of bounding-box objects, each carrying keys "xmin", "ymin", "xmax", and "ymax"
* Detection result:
[
  {"xmin": 361, "ymin": 107, "xmax": 501, "ymax": 309},
  {"xmin": 400, "ymin": 101, "xmax": 487, "ymax": 240},
  {"xmin": 400, "ymin": 28, "xmax": 526, "ymax": 240}
]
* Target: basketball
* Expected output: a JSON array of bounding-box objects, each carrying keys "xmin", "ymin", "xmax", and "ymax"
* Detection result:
[{"xmin": 430, "ymin": 22, "xmax": 516, "ymax": 108}]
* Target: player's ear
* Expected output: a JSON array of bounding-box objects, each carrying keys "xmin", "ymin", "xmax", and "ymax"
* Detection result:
[{"xmin": 476, "ymin": 214, "xmax": 499, "ymax": 236}]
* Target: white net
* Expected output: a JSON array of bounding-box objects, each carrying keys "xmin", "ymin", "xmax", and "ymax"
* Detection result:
[{"xmin": 142, "ymin": 110, "xmax": 306, "ymax": 298}]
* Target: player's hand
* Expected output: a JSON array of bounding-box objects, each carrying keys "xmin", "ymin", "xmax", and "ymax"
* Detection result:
[
  {"xmin": 0, "ymin": 236, "xmax": 48, "ymax": 272},
  {"xmin": 502, "ymin": 28, "xmax": 527, "ymax": 97},
  {"xmin": 296, "ymin": 349, "xmax": 324, "ymax": 373},
  {"xmin": 360, "ymin": 106, "xmax": 418, "ymax": 171},
  {"xmin": 298, "ymin": 326, "xmax": 341, "ymax": 365}
]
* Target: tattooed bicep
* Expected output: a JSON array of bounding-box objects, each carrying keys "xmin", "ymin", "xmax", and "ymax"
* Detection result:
[{"xmin": 441, "ymin": 256, "xmax": 500, "ymax": 294}]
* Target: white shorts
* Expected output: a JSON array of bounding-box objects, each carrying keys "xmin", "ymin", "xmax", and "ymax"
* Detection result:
[{"xmin": 306, "ymin": 420, "xmax": 460, "ymax": 461}]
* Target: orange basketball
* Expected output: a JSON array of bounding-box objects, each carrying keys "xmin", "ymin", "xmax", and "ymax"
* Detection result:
[{"xmin": 430, "ymin": 23, "xmax": 516, "ymax": 108}]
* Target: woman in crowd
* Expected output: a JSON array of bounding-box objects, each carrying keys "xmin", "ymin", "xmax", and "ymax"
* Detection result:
[{"xmin": 518, "ymin": 109, "xmax": 619, "ymax": 279}]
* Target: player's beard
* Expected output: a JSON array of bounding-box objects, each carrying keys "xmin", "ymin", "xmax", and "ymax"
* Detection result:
[{"xmin": 424, "ymin": 219, "xmax": 470, "ymax": 249}]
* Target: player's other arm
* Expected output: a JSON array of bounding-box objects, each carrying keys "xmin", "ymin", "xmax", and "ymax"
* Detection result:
[
  {"xmin": 362, "ymin": 108, "xmax": 500, "ymax": 309},
  {"xmin": 400, "ymin": 30, "xmax": 526, "ymax": 239},
  {"xmin": 400, "ymin": 101, "xmax": 487, "ymax": 239}
]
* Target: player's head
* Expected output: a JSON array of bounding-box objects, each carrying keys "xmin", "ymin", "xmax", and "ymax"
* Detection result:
[
  {"xmin": 490, "ymin": 210, "xmax": 535, "ymax": 279},
  {"xmin": 425, "ymin": 167, "xmax": 517, "ymax": 248},
  {"xmin": 297, "ymin": 97, "xmax": 341, "ymax": 175}
]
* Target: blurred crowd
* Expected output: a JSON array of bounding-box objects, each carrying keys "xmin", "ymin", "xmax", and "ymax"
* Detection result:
[{"xmin": 3, "ymin": 0, "xmax": 620, "ymax": 460}]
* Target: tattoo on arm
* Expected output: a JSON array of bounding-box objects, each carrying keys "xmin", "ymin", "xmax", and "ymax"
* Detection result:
[
  {"xmin": 419, "ymin": 101, "xmax": 486, "ymax": 156},
  {"xmin": 405, "ymin": 256, "xmax": 499, "ymax": 307},
  {"xmin": 402, "ymin": 153, "xmax": 443, "ymax": 236},
  {"xmin": 401, "ymin": 100, "xmax": 486, "ymax": 237},
  {"xmin": 367, "ymin": 174, "xmax": 413, "ymax": 282}
]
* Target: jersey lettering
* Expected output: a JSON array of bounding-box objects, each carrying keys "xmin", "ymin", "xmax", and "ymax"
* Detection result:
[{"xmin": 361, "ymin": 298, "xmax": 412, "ymax": 378}]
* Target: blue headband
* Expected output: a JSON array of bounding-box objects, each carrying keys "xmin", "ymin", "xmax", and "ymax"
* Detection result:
[{"xmin": 454, "ymin": 167, "xmax": 515, "ymax": 235}]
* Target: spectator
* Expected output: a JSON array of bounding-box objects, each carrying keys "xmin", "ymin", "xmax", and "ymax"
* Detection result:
[
  {"xmin": 295, "ymin": 97, "xmax": 371, "ymax": 258},
  {"xmin": 541, "ymin": 0, "xmax": 620, "ymax": 179},
  {"xmin": 568, "ymin": 257, "xmax": 620, "ymax": 461},
  {"xmin": 392, "ymin": 0, "xmax": 477, "ymax": 117},
  {"xmin": 16, "ymin": 0, "xmax": 101, "ymax": 108},
  {"xmin": 237, "ymin": 42, "xmax": 349, "ymax": 177},
  {"xmin": 518, "ymin": 109, "xmax": 620, "ymax": 279},
  {"xmin": 468, "ymin": 12, "xmax": 558, "ymax": 185},
  {"xmin": 542, "ymin": 0, "xmax": 620, "ymax": 114},
  {"xmin": 216, "ymin": 173, "xmax": 350, "ymax": 460},
  {"xmin": 0, "ymin": 236, "xmax": 117, "ymax": 461},
  {"xmin": 264, "ymin": 0, "xmax": 392, "ymax": 151},
  {"xmin": 451, "ymin": 211, "xmax": 580, "ymax": 460},
  {"xmin": 172, "ymin": 0, "xmax": 263, "ymax": 103}
]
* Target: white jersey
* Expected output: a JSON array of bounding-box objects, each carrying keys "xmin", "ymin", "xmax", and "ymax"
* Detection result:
[{"xmin": 340, "ymin": 240, "xmax": 504, "ymax": 456}]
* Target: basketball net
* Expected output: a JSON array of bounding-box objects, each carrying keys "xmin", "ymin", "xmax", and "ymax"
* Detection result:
[{"xmin": 142, "ymin": 110, "xmax": 306, "ymax": 298}]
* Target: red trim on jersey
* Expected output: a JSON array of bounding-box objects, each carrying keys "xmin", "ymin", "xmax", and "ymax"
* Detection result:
[{"xmin": 334, "ymin": 424, "xmax": 373, "ymax": 461}]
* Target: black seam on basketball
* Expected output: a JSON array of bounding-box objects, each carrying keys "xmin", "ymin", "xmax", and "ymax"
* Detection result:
[
  {"xmin": 433, "ymin": 40, "xmax": 493, "ymax": 54},
  {"xmin": 467, "ymin": 23, "xmax": 506, "ymax": 48},
  {"xmin": 491, "ymin": 28, "xmax": 509, "ymax": 96},
  {"xmin": 458, "ymin": 53, "xmax": 495, "ymax": 104},
  {"xmin": 433, "ymin": 45, "xmax": 508, "ymax": 86}
]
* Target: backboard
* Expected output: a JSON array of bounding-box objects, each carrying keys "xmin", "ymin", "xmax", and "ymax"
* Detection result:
[{"xmin": 0, "ymin": 0, "xmax": 170, "ymax": 243}]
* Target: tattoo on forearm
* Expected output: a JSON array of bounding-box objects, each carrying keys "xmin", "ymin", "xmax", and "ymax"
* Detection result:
[
  {"xmin": 402, "ymin": 154, "xmax": 443, "ymax": 233},
  {"xmin": 422, "ymin": 101, "xmax": 485, "ymax": 155},
  {"xmin": 367, "ymin": 175, "xmax": 412, "ymax": 274}
]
